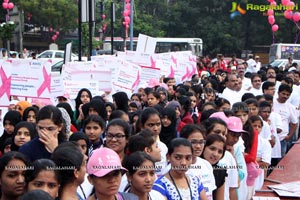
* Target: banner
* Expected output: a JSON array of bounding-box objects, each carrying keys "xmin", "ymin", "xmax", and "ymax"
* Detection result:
[
  {"xmin": 0, "ymin": 60, "xmax": 12, "ymax": 106},
  {"xmin": 62, "ymin": 60, "xmax": 113, "ymax": 97},
  {"xmin": 10, "ymin": 59, "xmax": 51, "ymax": 98}
]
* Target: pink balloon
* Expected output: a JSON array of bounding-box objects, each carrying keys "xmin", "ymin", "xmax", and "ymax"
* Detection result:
[
  {"xmin": 286, "ymin": 1, "xmax": 295, "ymax": 10},
  {"xmin": 272, "ymin": 24, "xmax": 279, "ymax": 32},
  {"xmin": 7, "ymin": 2, "xmax": 14, "ymax": 9},
  {"xmin": 125, "ymin": 0, "xmax": 130, "ymax": 3},
  {"xmin": 2, "ymin": 2, "xmax": 8, "ymax": 9},
  {"xmin": 284, "ymin": 10, "xmax": 293, "ymax": 19},
  {"xmin": 3, "ymin": 0, "xmax": 9, "ymax": 2},
  {"xmin": 123, "ymin": 10, "xmax": 129, "ymax": 17},
  {"xmin": 56, "ymin": 31, "xmax": 59, "ymax": 35},
  {"xmin": 101, "ymin": 14, "xmax": 106, "ymax": 19},
  {"xmin": 282, "ymin": 0, "xmax": 290, "ymax": 6},
  {"xmin": 268, "ymin": 0, "xmax": 275, "ymax": 2},
  {"xmin": 293, "ymin": 12, "xmax": 300, "ymax": 22},
  {"xmin": 267, "ymin": 9, "xmax": 274, "ymax": 16},
  {"xmin": 270, "ymin": 2, "xmax": 277, "ymax": 7},
  {"xmin": 124, "ymin": 16, "xmax": 130, "ymax": 23},
  {"xmin": 269, "ymin": 19, "xmax": 275, "ymax": 25},
  {"xmin": 125, "ymin": 3, "xmax": 131, "ymax": 10},
  {"xmin": 49, "ymin": 27, "xmax": 53, "ymax": 32},
  {"xmin": 268, "ymin": 15, "xmax": 275, "ymax": 25}
]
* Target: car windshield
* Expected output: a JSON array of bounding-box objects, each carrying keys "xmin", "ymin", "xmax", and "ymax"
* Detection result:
[{"xmin": 270, "ymin": 60, "xmax": 284, "ymax": 67}]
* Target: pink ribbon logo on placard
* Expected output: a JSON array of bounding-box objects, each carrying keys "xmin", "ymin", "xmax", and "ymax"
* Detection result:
[
  {"xmin": 181, "ymin": 66, "xmax": 191, "ymax": 81},
  {"xmin": 171, "ymin": 55, "xmax": 177, "ymax": 65},
  {"xmin": 0, "ymin": 66, "xmax": 11, "ymax": 99},
  {"xmin": 131, "ymin": 70, "xmax": 140, "ymax": 90},
  {"xmin": 189, "ymin": 63, "xmax": 197, "ymax": 77},
  {"xmin": 37, "ymin": 66, "xmax": 51, "ymax": 97},
  {"xmin": 168, "ymin": 65, "xmax": 175, "ymax": 78},
  {"xmin": 150, "ymin": 56, "xmax": 156, "ymax": 68}
]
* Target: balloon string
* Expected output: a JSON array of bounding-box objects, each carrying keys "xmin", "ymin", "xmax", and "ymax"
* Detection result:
[{"xmin": 273, "ymin": 32, "xmax": 275, "ymax": 44}]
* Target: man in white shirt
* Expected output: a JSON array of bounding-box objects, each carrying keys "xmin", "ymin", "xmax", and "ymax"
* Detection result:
[
  {"xmin": 219, "ymin": 73, "xmax": 239, "ymax": 106},
  {"xmin": 237, "ymin": 63, "xmax": 252, "ymax": 91},
  {"xmin": 246, "ymin": 55, "xmax": 258, "ymax": 73},
  {"xmin": 265, "ymin": 67, "xmax": 281, "ymax": 91},
  {"xmin": 254, "ymin": 56, "xmax": 261, "ymax": 71},
  {"xmin": 248, "ymin": 73, "xmax": 263, "ymax": 96},
  {"xmin": 272, "ymin": 84, "xmax": 298, "ymax": 157}
]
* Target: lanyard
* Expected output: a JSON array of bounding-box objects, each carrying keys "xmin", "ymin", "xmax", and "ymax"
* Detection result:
[{"xmin": 168, "ymin": 171, "xmax": 192, "ymax": 200}]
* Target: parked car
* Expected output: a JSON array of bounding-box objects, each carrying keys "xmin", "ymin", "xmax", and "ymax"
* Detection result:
[
  {"xmin": 269, "ymin": 59, "xmax": 300, "ymax": 71},
  {"xmin": 37, "ymin": 50, "xmax": 79, "ymax": 63}
]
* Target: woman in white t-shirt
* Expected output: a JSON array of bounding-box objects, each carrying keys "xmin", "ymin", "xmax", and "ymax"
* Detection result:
[
  {"xmin": 249, "ymin": 116, "xmax": 272, "ymax": 191},
  {"xmin": 180, "ymin": 124, "xmax": 216, "ymax": 200},
  {"xmin": 123, "ymin": 151, "xmax": 165, "ymax": 200}
]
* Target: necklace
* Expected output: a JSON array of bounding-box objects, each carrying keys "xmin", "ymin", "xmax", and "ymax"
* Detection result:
[{"xmin": 168, "ymin": 171, "xmax": 192, "ymax": 200}]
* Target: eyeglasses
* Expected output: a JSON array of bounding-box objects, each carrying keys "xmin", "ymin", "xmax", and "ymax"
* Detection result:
[
  {"xmin": 190, "ymin": 139, "xmax": 206, "ymax": 145},
  {"xmin": 106, "ymin": 133, "xmax": 126, "ymax": 140}
]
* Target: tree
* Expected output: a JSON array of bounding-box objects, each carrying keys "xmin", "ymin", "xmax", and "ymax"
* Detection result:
[
  {"xmin": 0, "ymin": 21, "xmax": 16, "ymax": 46},
  {"xmin": 15, "ymin": 0, "xmax": 77, "ymax": 32}
]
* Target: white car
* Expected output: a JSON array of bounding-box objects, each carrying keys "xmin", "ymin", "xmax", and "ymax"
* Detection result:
[
  {"xmin": 37, "ymin": 50, "xmax": 80, "ymax": 63},
  {"xmin": 269, "ymin": 59, "xmax": 300, "ymax": 71}
]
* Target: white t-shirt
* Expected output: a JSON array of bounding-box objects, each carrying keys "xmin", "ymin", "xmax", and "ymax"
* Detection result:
[
  {"xmin": 77, "ymin": 173, "xmax": 93, "ymax": 200},
  {"xmin": 273, "ymin": 99, "xmax": 298, "ymax": 141},
  {"xmin": 218, "ymin": 151, "xmax": 239, "ymax": 200},
  {"xmin": 149, "ymin": 190, "xmax": 165, "ymax": 199},
  {"xmin": 260, "ymin": 120, "xmax": 272, "ymax": 140},
  {"xmin": 248, "ymin": 87, "xmax": 263, "ymax": 96},
  {"xmin": 242, "ymin": 77, "xmax": 252, "ymax": 91},
  {"xmin": 234, "ymin": 138, "xmax": 248, "ymax": 200},
  {"xmin": 220, "ymin": 88, "xmax": 239, "ymax": 106},
  {"xmin": 246, "ymin": 58, "xmax": 258, "ymax": 73},
  {"xmin": 254, "ymin": 135, "xmax": 272, "ymax": 191},
  {"xmin": 156, "ymin": 141, "xmax": 168, "ymax": 177},
  {"xmin": 187, "ymin": 157, "xmax": 216, "ymax": 200},
  {"xmin": 269, "ymin": 112, "xmax": 283, "ymax": 158}
]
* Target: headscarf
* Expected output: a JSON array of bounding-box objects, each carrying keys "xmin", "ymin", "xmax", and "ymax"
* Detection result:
[
  {"xmin": 160, "ymin": 107, "xmax": 177, "ymax": 147},
  {"xmin": 22, "ymin": 106, "xmax": 39, "ymax": 122},
  {"xmin": 58, "ymin": 107, "xmax": 71, "ymax": 139},
  {"xmin": 3, "ymin": 110, "xmax": 22, "ymax": 127},
  {"xmin": 10, "ymin": 121, "xmax": 37, "ymax": 151},
  {"xmin": 16, "ymin": 101, "xmax": 32, "ymax": 116}
]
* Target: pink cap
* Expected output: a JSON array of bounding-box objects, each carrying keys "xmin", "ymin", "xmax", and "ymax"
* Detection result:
[
  {"xmin": 87, "ymin": 147, "xmax": 127, "ymax": 177},
  {"xmin": 209, "ymin": 112, "xmax": 229, "ymax": 124},
  {"xmin": 147, "ymin": 78, "xmax": 160, "ymax": 88},
  {"xmin": 227, "ymin": 117, "xmax": 247, "ymax": 133}
]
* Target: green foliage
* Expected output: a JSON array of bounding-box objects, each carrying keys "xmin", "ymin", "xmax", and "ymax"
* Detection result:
[
  {"xmin": 7, "ymin": 0, "xmax": 300, "ymax": 56},
  {"xmin": 15, "ymin": 0, "xmax": 77, "ymax": 32},
  {"xmin": 0, "ymin": 22, "xmax": 16, "ymax": 41}
]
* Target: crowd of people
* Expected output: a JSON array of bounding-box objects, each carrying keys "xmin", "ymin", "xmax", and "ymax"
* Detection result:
[{"xmin": 0, "ymin": 53, "xmax": 299, "ymax": 200}]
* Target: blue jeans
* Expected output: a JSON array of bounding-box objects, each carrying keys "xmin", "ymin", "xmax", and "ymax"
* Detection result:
[{"xmin": 280, "ymin": 140, "xmax": 287, "ymax": 157}]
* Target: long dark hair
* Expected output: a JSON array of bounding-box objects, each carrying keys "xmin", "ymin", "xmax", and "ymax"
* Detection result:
[
  {"xmin": 75, "ymin": 88, "xmax": 92, "ymax": 119},
  {"xmin": 37, "ymin": 105, "xmax": 66, "ymax": 142}
]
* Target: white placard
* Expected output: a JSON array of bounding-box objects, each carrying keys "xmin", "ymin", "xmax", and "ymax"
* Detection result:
[{"xmin": 10, "ymin": 59, "xmax": 51, "ymax": 98}]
